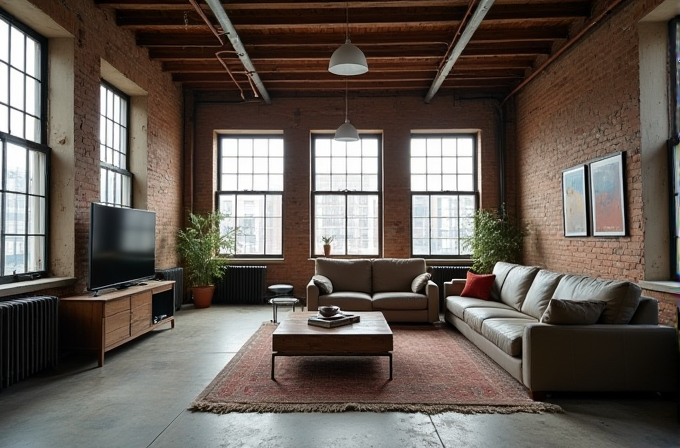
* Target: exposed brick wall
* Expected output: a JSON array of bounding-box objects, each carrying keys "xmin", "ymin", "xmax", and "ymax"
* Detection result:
[
  {"xmin": 20, "ymin": 0, "xmax": 184, "ymax": 294},
  {"xmin": 191, "ymin": 94, "xmax": 503, "ymax": 297},
  {"xmin": 515, "ymin": 0, "xmax": 664, "ymax": 282}
]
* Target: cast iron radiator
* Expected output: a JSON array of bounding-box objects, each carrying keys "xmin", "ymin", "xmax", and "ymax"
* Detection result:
[
  {"xmin": 214, "ymin": 265, "xmax": 268, "ymax": 304},
  {"xmin": 155, "ymin": 267, "xmax": 184, "ymax": 311},
  {"xmin": 0, "ymin": 296, "xmax": 59, "ymax": 391},
  {"xmin": 429, "ymin": 265, "xmax": 471, "ymax": 311}
]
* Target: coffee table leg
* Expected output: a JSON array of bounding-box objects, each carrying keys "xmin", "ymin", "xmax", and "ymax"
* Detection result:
[
  {"xmin": 271, "ymin": 353, "xmax": 276, "ymax": 380},
  {"xmin": 388, "ymin": 353, "xmax": 393, "ymax": 380}
]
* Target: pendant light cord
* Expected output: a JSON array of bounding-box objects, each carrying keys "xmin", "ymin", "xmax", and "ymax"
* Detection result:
[
  {"xmin": 345, "ymin": 78, "xmax": 349, "ymax": 122},
  {"xmin": 345, "ymin": 2, "xmax": 349, "ymax": 41}
]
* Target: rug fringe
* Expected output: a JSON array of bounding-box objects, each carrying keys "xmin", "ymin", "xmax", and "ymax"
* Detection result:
[{"xmin": 189, "ymin": 400, "xmax": 563, "ymax": 415}]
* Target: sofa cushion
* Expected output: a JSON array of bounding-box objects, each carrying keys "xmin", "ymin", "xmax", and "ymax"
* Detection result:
[
  {"xmin": 460, "ymin": 271, "xmax": 496, "ymax": 300},
  {"xmin": 372, "ymin": 258, "xmax": 427, "ymax": 293},
  {"xmin": 318, "ymin": 292, "xmax": 373, "ymax": 311},
  {"xmin": 372, "ymin": 292, "xmax": 428, "ymax": 310},
  {"xmin": 445, "ymin": 296, "xmax": 515, "ymax": 320},
  {"xmin": 552, "ymin": 275, "xmax": 642, "ymax": 324},
  {"xmin": 520, "ymin": 270, "xmax": 564, "ymax": 319},
  {"xmin": 410, "ymin": 273, "xmax": 431, "ymax": 293},
  {"xmin": 464, "ymin": 307, "xmax": 530, "ymax": 333},
  {"xmin": 315, "ymin": 258, "xmax": 373, "ymax": 294},
  {"xmin": 481, "ymin": 318, "xmax": 537, "ymax": 357},
  {"xmin": 490, "ymin": 262, "xmax": 518, "ymax": 301},
  {"xmin": 499, "ymin": 265, "xmax": 540, "ymax": 311},
  {"xmin": 312, "ymin": 274, "xmax": 333, "ymax": 294},
  {"xmin": 540, "ymin": 298, "xmax": 606, "ymax": 325}
]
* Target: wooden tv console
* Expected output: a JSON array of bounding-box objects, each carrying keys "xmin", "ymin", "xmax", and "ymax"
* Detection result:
[{"xmin": 59, "ymin": 280, "xmax": 175, "ymax": 367}]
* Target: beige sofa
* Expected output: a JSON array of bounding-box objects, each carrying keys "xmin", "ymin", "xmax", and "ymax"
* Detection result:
[
  {"xmin": 444, "ymin": 262, "xmax": 680, "ymax": 398},
  {"xmin": 306, "ymin": 258, "xmax": 439, "ymax": 323}
]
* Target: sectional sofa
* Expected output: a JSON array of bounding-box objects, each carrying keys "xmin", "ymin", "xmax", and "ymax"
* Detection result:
[
  {"xmin": 306, "ymin": 258, "xmax": 439, "ymax": 323},
  {"xmin": 444, "ymin": 262, "xmax": 680, "ymax": 397}
]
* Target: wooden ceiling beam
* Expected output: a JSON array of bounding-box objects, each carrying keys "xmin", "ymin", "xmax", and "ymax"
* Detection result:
[{"xmin": 136, "ymin": 27, "xmax": 568, "ymax": 47}]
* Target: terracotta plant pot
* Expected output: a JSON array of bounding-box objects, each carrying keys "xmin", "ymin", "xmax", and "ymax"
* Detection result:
[
  {"xmin": 192, "ymin": 285, "xmax": 216, "ymax": 309},
  {"xmin": 323, "ymin": 244, "xmax": 331, "ymax": 257}
]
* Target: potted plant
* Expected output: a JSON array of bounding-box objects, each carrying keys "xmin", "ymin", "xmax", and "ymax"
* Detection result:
[
  {"xmin": 177, "ymin": 210, "xmax": 236, "ymax": 308},
  {"xmin": 462, "ymin": 205, "xmax": 527, "ymax": 274},
  {"xmin": 321, "ymin": 235, "xmax": 334, "ymax": 257}
]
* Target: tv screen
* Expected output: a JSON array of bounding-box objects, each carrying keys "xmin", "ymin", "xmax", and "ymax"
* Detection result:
[{"xmin": 88, "ymin": 203, "xmax": 156, "ymax": 293}]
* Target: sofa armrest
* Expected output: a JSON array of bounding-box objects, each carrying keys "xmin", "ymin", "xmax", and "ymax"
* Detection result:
[
  {"xmin": 306, "ymin": 279, "xmax": 320, "ymax": 312},
  {"xmin": 523, "ymin": 323, "xmax": 680, "ymax": 393},
  {"xmin": 425, "ymin": 280, "xmax": 439, "ymax": 322},
  {"xmin": 444, "ymin": 279, "xmax": 466, "ymax": 297}
]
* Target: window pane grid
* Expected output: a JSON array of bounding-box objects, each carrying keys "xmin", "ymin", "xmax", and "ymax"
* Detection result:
[
  {"xmin": 312, "ymin": 135, "xmax": 382, "ymax": 256},
  {"xmin": 411, "ymin": 134, "xmax": 476, "ymax": 258},
  {"xmin": 0, "ymin": 15, "xmax": 43, "ymax": 143},
  {"xmin": 218, "ymin": 136, "xmax": 284, "ymax": 257},
  {"xmin": 100, "ymin": 83, "xmax": 131, "ymax": 207},
  {"xmin": 0, "ymin": 133, "xmax": 49, "ymax": 276},
  {"xmin": 0, "ymin": 12, "xmax": 47, "ymax": 280}
]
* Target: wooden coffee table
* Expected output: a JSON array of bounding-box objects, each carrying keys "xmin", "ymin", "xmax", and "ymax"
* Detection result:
[{"xmin": 271, "ymin": 311, "xmax": 393, "ymax": 380}]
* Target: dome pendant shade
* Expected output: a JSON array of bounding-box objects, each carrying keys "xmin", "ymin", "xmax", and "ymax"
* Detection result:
[
  {"xmin": 328, "ymin": 39, "xmax": 368, "ymax": 76},
  {"xmin": 334, "ymin": 119, "xmax": 360, "ymax": 141}
]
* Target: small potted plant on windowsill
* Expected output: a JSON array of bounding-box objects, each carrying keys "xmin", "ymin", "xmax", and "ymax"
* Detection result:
[
  {"xmin": 321, "ymin": 235, "xmax": 334, "ymax": 257},
  {"xmin": 177, "ymin": 210, "xmax": 236, "ymax": 308}
]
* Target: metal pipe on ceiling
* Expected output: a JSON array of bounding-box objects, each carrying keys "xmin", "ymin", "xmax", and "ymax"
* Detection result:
[
  {"xmin": 424, "ymin": 0, "xmax": 495, "ymax": 103},
  {"xmin": 204, "ymin": 0, "xmax": 271, "ymax": 104}
]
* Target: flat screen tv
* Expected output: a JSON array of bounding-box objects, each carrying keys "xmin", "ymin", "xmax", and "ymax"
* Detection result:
[{"xmin": 88, "ymin": 202, "xmax": 156, "ymax": 294}]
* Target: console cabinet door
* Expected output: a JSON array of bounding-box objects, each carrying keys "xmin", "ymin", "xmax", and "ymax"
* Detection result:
[{"xmin": 131, "ymin": 291, "xmax": 153, "ymax": 335}]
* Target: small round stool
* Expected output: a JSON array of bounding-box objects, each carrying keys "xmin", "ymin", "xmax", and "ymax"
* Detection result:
[
  {"xmin": 268, "ymin": 297, "xmax": 299, "ymax": 323},
  {"xmin": 268, "ymin": 284, "xmax": 293, "ymax": 296}
]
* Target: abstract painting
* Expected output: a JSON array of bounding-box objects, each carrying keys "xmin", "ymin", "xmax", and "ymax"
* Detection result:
[
  {"xmin": 562, "ymin": 165, "xmax": 588, "ymax": 237},
  {"xmin": 589, "ymin": 152, "xmax": 626, "ymax": 237}
]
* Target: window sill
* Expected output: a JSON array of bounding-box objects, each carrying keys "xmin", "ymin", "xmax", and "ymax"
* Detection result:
[
  {"xmin": 638, "ymin": 280, "xmax": 680, "ymax": 295},
  {"xmin": 0, "ymin": 277, "xmax": 77, "ymax": 298}
]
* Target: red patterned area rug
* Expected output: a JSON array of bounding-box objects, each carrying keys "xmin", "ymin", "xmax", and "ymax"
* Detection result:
[{"xmin": 190, "ymin": 322, "xmax": 562, "ymax": 415}]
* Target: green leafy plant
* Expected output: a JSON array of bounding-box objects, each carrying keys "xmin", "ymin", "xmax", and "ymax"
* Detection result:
[
  {"xmin": 177, "ymin": 211, "xmax": 237, "ymax": 287},
  {"xmin": 462, "ymin": 206, "xmax": 527, "ymax": 274},
  {"xmin": 321, "ymin": 235, "xmax": 335, "ymax": 245}
]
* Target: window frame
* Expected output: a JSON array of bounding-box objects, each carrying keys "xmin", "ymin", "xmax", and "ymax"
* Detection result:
[
  {"xmin": 409, "ymin": 133, "xmax": 478, "ymax": 259},
  {"xmin": 311, "ymin": 133, "xmax": 383, "ymax": 258},
  {"xmin": 669, "ymin": 17, "xmax": 680, "ymax": 280},
  {"xmin": 99, "ymin": 80, "xmax": 132, "ymax": 207},
  {"xmin": 0, "ymin": 9, "xmax": 49, "ymax": 283},
  {"xmin": 216, "ymin": 134, "xmax": 284, "ymax": 258}
]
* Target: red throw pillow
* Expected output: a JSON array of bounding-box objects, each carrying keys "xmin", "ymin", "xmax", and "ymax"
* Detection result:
[{"xmin": 460, "ymin": 271, "xmax": 496, "ymax": 301}]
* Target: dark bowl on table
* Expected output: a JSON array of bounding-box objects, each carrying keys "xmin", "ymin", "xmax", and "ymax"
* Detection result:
[{"xmin": 318, "ymin": 305, "xmax": 340, "ymax": 317}]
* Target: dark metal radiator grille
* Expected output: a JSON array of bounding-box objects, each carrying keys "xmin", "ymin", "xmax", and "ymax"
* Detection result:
[
  {"xmin": 429, "ymin": 265, "xmax": 471, "ymax": 311},
  {"xmin": 155, "ymin": 267, "xmax": 184, "ymax": 310},
  {"xmin": 214, "ymin": 265, "xmax": 268, "ymax": 304},
  {"xmin": 0, "ymin": 296, "xmax": 58, "ymax": 391}
]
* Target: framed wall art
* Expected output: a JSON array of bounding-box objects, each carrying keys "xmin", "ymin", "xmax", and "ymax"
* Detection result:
[
  {"xmin": 562, "ymin": 165, "xmax": 589, "ymax": 237},
  {"xmin": 589, "ymin": 152, "xmax": 626, "ymax": 237}
]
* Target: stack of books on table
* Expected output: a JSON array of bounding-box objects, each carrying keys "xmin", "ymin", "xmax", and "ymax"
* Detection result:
[{"xmin": 307, "ymin": 313, "xmax": 360, "ymax": 328}]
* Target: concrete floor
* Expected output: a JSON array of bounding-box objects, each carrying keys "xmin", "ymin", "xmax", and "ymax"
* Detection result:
[{"xmin": 0, "ymin": 305, "xmax": 677, "ymax": 448}]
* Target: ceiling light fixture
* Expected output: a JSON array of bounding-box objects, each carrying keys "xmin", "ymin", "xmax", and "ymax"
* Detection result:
[
  {"xmin": 334, "ymin": 79, "xmax": 359, "ymax": 142},
  {"xmin": 328, "ymin": 2, "xmax": 368, "ymax": 76}
]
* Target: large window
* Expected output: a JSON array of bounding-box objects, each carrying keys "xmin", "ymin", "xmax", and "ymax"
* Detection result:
[
  {"xmin": 669, "ymin": 17, "xmax": 680, "ymax": 279},
  {"xmin": 99, "ymin": 82, "xmax": 131, "ymax": 207},
  {"xmin": 411, "ymin": 134, "xmax": 476, "ymax": 257},
  {"xmin": 218, "ymin": 135, "xmax": 283, "ymax": 257},
  {"xmin": 0, "ymin": 12, "xmax": 48, "ymax": 280},
  {"xmin": 312, "ymin": 135, "xmax": 381, "ymax": 257}
]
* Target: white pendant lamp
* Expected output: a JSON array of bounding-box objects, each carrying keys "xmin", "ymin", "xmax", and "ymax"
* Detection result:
[
  {"xmin": 329, "ymin": 3, "xmax": 368, "ymax": 76},
  {"xmin": 334, "ymin": 80, "xmax": 359, "ymax": 142}
]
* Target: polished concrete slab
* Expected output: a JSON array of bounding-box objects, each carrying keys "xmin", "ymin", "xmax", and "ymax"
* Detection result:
[{"xmin": 0, "ymin": 305, "xmax": 677, "ymax": 448}]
